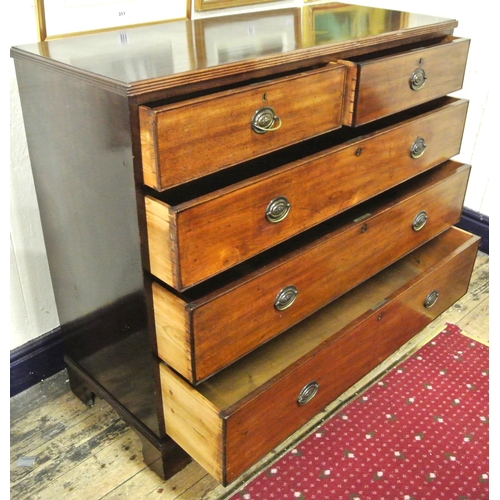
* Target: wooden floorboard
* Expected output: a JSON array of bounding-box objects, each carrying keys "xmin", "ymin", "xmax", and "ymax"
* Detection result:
[{"xmin": 10, "ymin": 251, "xmax": 489, "ymax": 500}]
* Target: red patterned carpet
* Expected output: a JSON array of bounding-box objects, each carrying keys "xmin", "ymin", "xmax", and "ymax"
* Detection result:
[{"xmin": 229, "ymin": 323, "xmax": 489, "ymax": 500}]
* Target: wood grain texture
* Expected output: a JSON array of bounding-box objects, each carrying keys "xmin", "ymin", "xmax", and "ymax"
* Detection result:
[
  {"xmin": 139, "ymin": 64, "xmax": 345, "ymax": 190},
  {"xmin": 160, "ymin": 365, "xmax": 224, "ymax": 483},
  {"xmin": 145, "ymin": 97, "xmax": 469, "ymax": 290},
  {"xmin": 151, "ymin": 161, "xmax": 470, "ymax": 383},
  {"xmin": 156, "ymin": 227, "xmax": 479, "ymax": 484},
  {"xmin": 341, "ymin": 60, "xmax": 359, "ymax": 125},
  {"xmin": 345, "ymin": 36, "xmax": 470, "ymax": 125},
  {"xmin": 152, "ymin": 283, "xmax": 192, "ymax": 380},
  {"xmin": 145, "ymin": 196, "xmax": 177, "ymax": 287},
  {"xmin": 138, "ymin": 106, "xmax": 160, "ymax": 189}
]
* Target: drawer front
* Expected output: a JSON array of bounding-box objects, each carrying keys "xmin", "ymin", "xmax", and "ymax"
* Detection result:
[
  {"xmin": 139, "ymin": 64, "xmax": 345, "ymax": 191},
  {"xmin": 153, "ymin": 161, "xmax": 470, "ymax": 384},
  {"xmin": 146, "ymin": 98, "xmax": 468, "ymax": 291},
  {"xmin": 159, "ymin": 227, "xmax": 480, "ymax": 484},
  {"xmin": 342, "ymin": 37, "xmax": 470, "ymax": 126}
]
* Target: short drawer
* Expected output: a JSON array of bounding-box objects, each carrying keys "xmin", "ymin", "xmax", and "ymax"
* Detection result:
[
  {"xmin": 139, "ymin": 63, "xmax": 345, "ymax": 191},
  {"xmin": 159, "ymin": 226, "xmax": 480, "ymax": 484},
  {"xmin": 152, "ymin": 160, "xmax": 470, "ymax": 384},
  {"xmin": 341, "ymin": 36, "xmax": 470, "ymax": 126},
  {"xmin": 145, "ymin": 97, "xmax": 468, "ymax": 291}
]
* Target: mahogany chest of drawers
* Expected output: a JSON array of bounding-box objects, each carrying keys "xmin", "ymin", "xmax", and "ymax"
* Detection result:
[{"xmin": 12, "ymin": 3, "xmax": 479, "ymax": 486}]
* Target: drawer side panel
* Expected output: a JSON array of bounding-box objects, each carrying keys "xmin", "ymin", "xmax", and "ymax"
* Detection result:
[
  {"xmin": 160, "ymin": 364, "xmax": 224, "ymax": 483},
  {"xmin": 145, "ymin": 196, "xmax": 179, "ymax": 288},
  {"xmin": 139, "ymin": 106, "xmax": 160, "ymax": 188},
  {"xmin": 341, "ymin": 60, "xmax": 360, "ymax": 126},
  {"xmin": 153, "ymin": 282, "xmax": 193, "ymax": 380}
]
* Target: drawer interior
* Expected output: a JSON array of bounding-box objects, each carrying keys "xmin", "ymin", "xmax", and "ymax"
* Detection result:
[{"xmin": 194, "ymin": 227, "xmax": 478, "ymax": 409}]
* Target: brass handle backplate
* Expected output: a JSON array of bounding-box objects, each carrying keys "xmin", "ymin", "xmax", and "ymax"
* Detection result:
[
  {"xmin": 251, "ymin": 106, "xmax": 282, "ymax": 134},
  {"xmin": 410, "ymin": 67, "xmax": 427, "ymax": 90},
  {"xmin": 297, "ymin": 381, "xmax": 319, "ymax": 405},
  {"xmin": 410, "ymin": 137, "xmax": 427, "ymax": 158},
  {"xmin": 266, "ymin": 196, "xmax": 290, "ymax": 223},
  {"xmin": 412, "ymin": 210, "xmax": 428, "ymax": 231},
  {"xmin": 424, "ymin": 290, "xmax": 439, "ymax": 308},
  {"xmin": 274, "ymin": 285, "xmax": 298, "ymax": 311}
]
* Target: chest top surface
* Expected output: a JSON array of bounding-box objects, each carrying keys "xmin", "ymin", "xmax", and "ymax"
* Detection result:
[{"xmin": 11, "ymin": 2, "xmax": 456, "ymax": 95}]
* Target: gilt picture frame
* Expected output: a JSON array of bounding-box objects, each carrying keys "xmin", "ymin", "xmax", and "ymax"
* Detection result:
[
  {"xmin": 194, "ymin": 0, "xmax": 284, "ymax": 12},
  {"xmin": 34, "ymin": 0, "xmax": 189, "ymax": 41}
]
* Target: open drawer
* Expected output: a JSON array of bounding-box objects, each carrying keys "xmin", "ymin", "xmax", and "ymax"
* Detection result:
[
  {"xmin": 159, "ymin": 226, "xmax": 480, "ymax": 484},
  {"xmin": 145, "ymin": 97, "xmax": 468, "ymax": 291},
  {"xmin": 340, "ymin": 36, "xmax": 470, "ymax": 126},
  {"xmin": 139, "ymin": 63, "xmax": 345, "ymax": 191},
  {"xmin": 152, "ymin": 160, "xmax": 471, "ymax": 384}
]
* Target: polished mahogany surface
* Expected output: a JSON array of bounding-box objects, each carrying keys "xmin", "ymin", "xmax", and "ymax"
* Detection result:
[{"xmin": 11, "ymin": 3, "xmax": 456, "ymax": 93}]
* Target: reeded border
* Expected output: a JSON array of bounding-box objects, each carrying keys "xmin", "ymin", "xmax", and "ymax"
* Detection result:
[{"xmin": 33, "ymin": 0, "xmax": 190, "ymax": 41}]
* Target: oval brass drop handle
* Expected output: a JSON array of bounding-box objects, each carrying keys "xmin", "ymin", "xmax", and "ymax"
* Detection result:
[
  {"xmin": 274, "ymin": 285, "xmax": 298, "ymax": 311},
  {"xmin": 297, "ymin": 381, "xmax": 319, "ymax": 405},
  {"xmin": 410, "ymin": 137, "xmax": 427, "ymax": 159},
  {"xmin": 251, "ymin": 106, "xmax": 282, "ymax": 134},
  {"xmin": 410, "ymin": 67, "xmax": 427, "ymax": 90},
  {"xmin": 412, "ymin": 210, "xmax": 428, "ymax": 231},
  {"xmin": 266, "ymin": 196, "xmax": 291, "ymax": 223},
  {"xmin": 424, "ymin": 290, "xmax": 439, "ymax": 308}
]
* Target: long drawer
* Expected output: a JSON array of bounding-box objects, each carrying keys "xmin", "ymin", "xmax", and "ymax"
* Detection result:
[
  {"xmin": 145, "ymin": 97, "xmax": 468, "ymax": 291},
  {"xmin": 152, "ymin": 160, "xmax": 470, "ymax": 384},
  {"xmin": 139, "ymin": 63, "xmax": 345, "ymax": 191},
  {"xmin": 341, "ymin": 36, "xmax": 470, "ymax": 126},
  {"xmin": 159, "ymin": 226, "xmax": 480, "ymax": 485}
]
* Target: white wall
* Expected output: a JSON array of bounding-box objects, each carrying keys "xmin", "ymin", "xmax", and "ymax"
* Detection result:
[
  {"xmin": 9, "ymin": 0, "xmax": 492, "ymax": 351},
  {"xmin": 8, "ymin": 1, "xmax": 187, "ymax": 350},
  {"xmin": 9, "ymin": 0, "xmax": 61, "ymax": 350}
]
